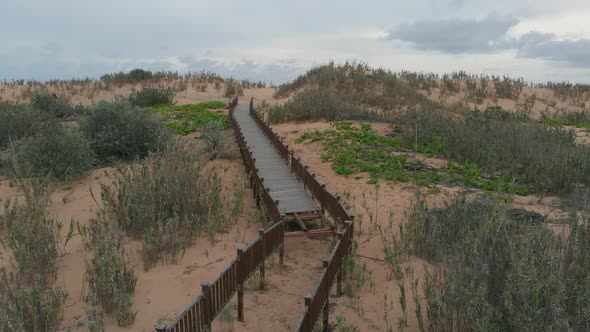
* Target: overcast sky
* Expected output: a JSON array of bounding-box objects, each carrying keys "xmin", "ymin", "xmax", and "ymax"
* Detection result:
[{"xmin": 1, "ymin": 0, "xmax": 589, "ymax": 84}]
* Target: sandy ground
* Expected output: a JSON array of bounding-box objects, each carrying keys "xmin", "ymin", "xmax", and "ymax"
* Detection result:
[
  {"xmin": 0, "ymin": 79, "xmax": 585, "ymax": 331},
  {"xmin": 0, "ymin": 114, "xmax": 330, "ymax": 332}
]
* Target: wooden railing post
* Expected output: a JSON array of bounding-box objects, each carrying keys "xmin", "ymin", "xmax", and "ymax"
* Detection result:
[
  {"xmin": 237, "ymin": 248, "xmax": 245, "ymax": 322},
  {"xmin": 337, "ymin": 231, "xmax": 344, "ymax": 297},
  {"xmin": 279, "ymin": 225, "xmax": 285, "ymax": 266},
  {"xmin": 259, "ymin": 228, "xmax": 266, "ymax": 290},
  {"xmin": 154, "ymin": 324, "xmax": 168, "ymax": 332},
  {"xmin": 304, "ymin": 294, "xmax": 312, "ymax": 330},
  {"xmin": 201, "ymin": 282, "xmax": 212, "ymax": 332},
  {"xmin": 322, "ymin": 259, "xmax": 330, "ymax": 332}
]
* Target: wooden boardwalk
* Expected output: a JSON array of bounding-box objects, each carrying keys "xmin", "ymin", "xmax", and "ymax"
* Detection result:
[{"xmin": 233, "ymin": 104, "xmax": 320, "ymax": 216}]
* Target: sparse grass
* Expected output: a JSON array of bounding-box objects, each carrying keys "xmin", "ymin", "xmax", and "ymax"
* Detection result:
[
  {"xmin": 0, "ymin": 177, "xmax": 68, "ymax": 331},
  {"xmin": 100, "ymin": 148, "xmax": 227, "ymax": 269},
  {"xmin": 0, "ymin": 271, "xmax": 68, "ymax": 332},
  {"xmin": 151, "ymin": 101, "xmax": 227, "ymax": 135},
  {"xmin": 398, "ymin": 192, "xmax": 590, "ymax": 331},
  {"xmin": 80, "ymin": 211, "xmax": 137, "ymax": 327}
]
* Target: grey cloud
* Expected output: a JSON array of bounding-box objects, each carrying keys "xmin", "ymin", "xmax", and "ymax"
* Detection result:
[
  {"xmin": 387, "ymin": 16, "xmax": 519, "ymax": 53},
  {"xmin": 516, "ymin": 32, "xmax": 590, "ymax": 67},
  {"xmin": 388, "ymin": 17, "xmax": 590, "ymax": 67}
]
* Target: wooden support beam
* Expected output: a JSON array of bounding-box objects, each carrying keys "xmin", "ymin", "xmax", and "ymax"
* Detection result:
[{"xmin": 294, "ymin": 213, "xmax": 308, "ymax": 232}]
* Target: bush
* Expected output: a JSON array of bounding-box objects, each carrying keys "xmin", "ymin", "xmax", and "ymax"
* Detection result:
[
  {"xmin": 398, "ymin": 193, "xmax": 590, "ymax": 331},
  {"xmin": 268, "ymin": 88, "xmax": 381, "ymax": 123},
  {"xmin": 128, "ymin": 87, "xmax": 174, "ymax": 107},
  {"xmin": 83, "ymin": 100, "xmax": 173, "ymax": 161},
  {"xmin": 202, "ymin": 121, "xmax": 229, "ymax": 159},
  {"xmin": 31, "ymin": 89, "xmax": 77, "ymax": 118},
  {"xmin": 394, "ymin": 107, "xmax": 590, "ymax": 194},
  {"xmin": 80, "ymin": 211, "xmax": 137, "ymax": 327},
  {"xmin": 100, "ymin": 148, "xmax": 227, "ymax": 269},
  {"xmin": 223, "ymin": 79, "xmax": 243, "ymax": 98},
  {"xmin": 0, "ymin": 102, "xmax": 53, "ymax": 150},
  {"xmin": 8, "ymin": 124, "xmax": 95, "ymax": 180}
]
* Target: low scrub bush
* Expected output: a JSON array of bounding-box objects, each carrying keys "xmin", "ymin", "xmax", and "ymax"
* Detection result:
[
  {"xmin": 394, "ymin": 107, "xmax": 590, "ymax": 194},
  {"xmin": 80, "ymin": 211, "xmax": 137, "ymax": 327},
  {"xmin": 100, "ymin": 148, "xmax": 227, "ymax": 269},
  {"xmin": 398, "ymin": 193, "xmax": 590, "ymax": 331},
  {"xmin": 128, "ymin": 87, "xmax": 174, "ymax": 107},
  {"xmin": 0, "ymin": 102, "xmax": 53, "ymax": 150},
  {"xmin": 83, "ymin": 100, "xmax": 173, "ymax": 161},
  {"xmin": 202, "ymin": 121, "xmax": 230, "ymax": 159},
  {"xmin": 31, "ymin": 89, "xmax": 77, "ymax": 118},
  {"xmin": 268, "ymin": 88, "xmax": 381, "ymax": 123},
  {"xmin": 8, "ymin": 123, "xmax": 95, "ymax": 180}
]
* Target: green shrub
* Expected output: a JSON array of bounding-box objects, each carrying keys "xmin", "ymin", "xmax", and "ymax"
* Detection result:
[
  {"xmin": 202, "ymin": 121, "xmax": 229, "ymax": 159},
  {"xmin": 128, "ymin": 87, "xmax": 174, "ymax": 107},
  {"xmin": 31, "ymin": 89, "xmax": 77, "ymax": 118},
  {"xmin": 83, "ymin": 100, "xmax": 173, "ymax": 161},
  {"xmin": 8, "ymin": 124, "xmax": 95, "ymax": 180},
  {"xmin": 0, "ymin": 102, "xmax": 53, "ymax": 150},
  {"xmin": 399, "ymin": 193, "xmax": 590, "ymax": 331},
  {"xmin": 100, "ymin": 148, "xmax": 227, "ymax": 269},
  {"xmin": 394, "ymin": 107, "xmax": 590, "ymax": 194},
  {"xmin": 268, "ymin": 88, "xmax": 381, "ymax": 123}
]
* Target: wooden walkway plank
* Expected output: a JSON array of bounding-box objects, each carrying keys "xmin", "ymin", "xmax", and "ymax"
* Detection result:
[{"xmin": 233, "ymin": 105, "xmax": 320, "ymax": 216}]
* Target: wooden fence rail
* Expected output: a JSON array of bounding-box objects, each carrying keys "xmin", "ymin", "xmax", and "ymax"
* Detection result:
[
  {"xmin": 154, "ymin": 98, "xmax": 285, "ymax": 332},
  {"xmin": 156, "ymin": 98, "xmax": 355, "ymax": 331},
  {"xmin": 247, "ymin": 99, "xmax": 356, "ymax": 332}
]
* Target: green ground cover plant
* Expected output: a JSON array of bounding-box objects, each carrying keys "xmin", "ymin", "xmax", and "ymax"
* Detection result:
[
  {"xmin": 295, "ymin": 121, "xmax": 527, "ymax": 194},
  {"xmin": 150, "ymin": 101, "xmax": 227, "ymax": 135}
]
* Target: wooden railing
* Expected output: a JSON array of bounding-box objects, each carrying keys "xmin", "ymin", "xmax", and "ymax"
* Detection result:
[
  {"xmin": 154, "ymin": 98, "xmax": 285, "ymax": 332},
  {"xmin": 247, "ymin": 99, "xmax": 356, "ymax": 331},
  {"xmin": 156, "ymin": 98, "xmax": 356, "ymax": 331},
  {"xmin": 155, "ymin": 221, "xmax": 285, "ymax": 332}
]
